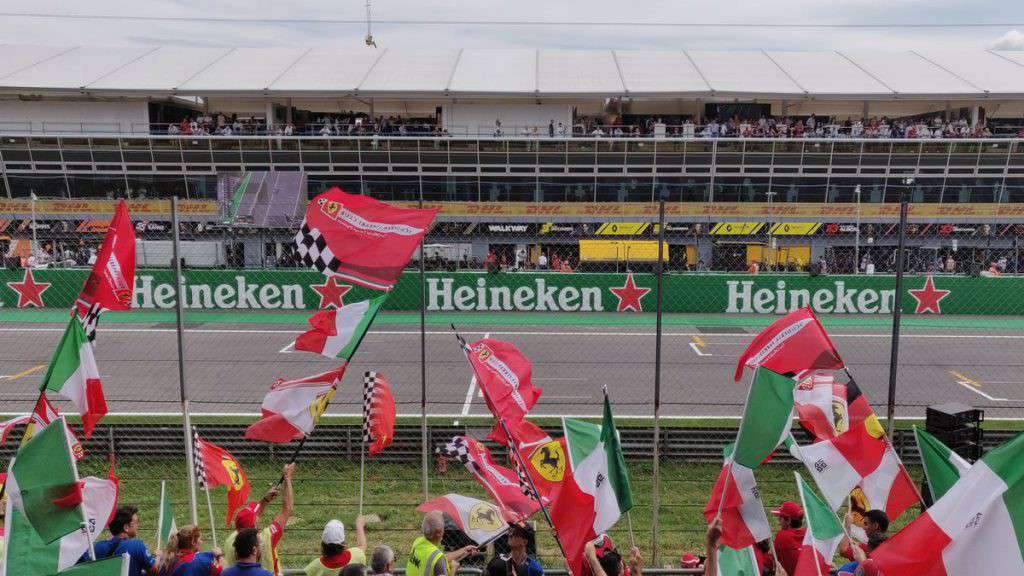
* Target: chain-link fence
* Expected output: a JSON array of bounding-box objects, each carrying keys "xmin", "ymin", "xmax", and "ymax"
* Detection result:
[{"xmin": 2, "ymin": 177, "xmax": 1022, "ymax": 570}]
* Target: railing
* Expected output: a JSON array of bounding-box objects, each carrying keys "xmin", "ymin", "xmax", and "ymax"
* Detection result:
[{"xmin": 0, "ymin": 119, "xmax": 1019, "ymax": 139}]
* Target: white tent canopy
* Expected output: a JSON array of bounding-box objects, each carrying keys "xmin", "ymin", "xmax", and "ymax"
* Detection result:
[{"xmin": 0, "ymin": 44, "xmax": 1022, "ymax": 99}]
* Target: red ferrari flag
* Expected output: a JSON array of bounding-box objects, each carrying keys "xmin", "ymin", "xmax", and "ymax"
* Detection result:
[
  {"xmin": 362, "ymin": 371, "xmax": 396, "ymax": 456},
  {"xmin": 508, "ymin": 420, "xmax": 571, "ymax": 501},
  {"xmin": 442, "ymin": 436, "xmax": 544, "ymax": 523},
  {"xmin": 75, "ymin": 199, "xmax": 136, "ymax": 342},
  {"xmin": 193, "ymin": 431, "xmax": 251, "ymax": 526},
  {"xmin": 244, "ymin": 366, "xmax": 347, "ymax": 443},
  {"xmin": 295, "ymin": 187, "xmax": 437, "ymax": 290},
  {"xmin": 461, "ymin": 338, "xmax": 541, "ymax": 443},
  {"xmin": 734, "ymin": 307, "xmax": 843, "ymax": 381}
]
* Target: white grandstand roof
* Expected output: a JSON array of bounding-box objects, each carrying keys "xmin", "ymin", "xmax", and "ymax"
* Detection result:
[{"xmin": 0, "ymin": 44, "xmax": 1022, "ymax": 99}]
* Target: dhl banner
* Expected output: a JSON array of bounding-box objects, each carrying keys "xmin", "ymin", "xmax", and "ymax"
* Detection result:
[{"xmin": 0, "ymin": 199, "xmax": 218, "ymax": 217}]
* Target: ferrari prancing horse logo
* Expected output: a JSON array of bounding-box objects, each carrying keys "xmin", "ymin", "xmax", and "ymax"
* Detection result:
[
  {"xmin": 528, "ymin": 440, "xmax": 566, "ymax": 482},
  {"xmin": 310, "ymin": 388, "xmax": 336, "ymax": 425},
  {"xmin": 221, "ymin": 457, "xmax": 245, "ymax": 491}
]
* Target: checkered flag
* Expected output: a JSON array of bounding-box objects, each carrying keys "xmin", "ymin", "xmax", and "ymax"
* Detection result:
[
  {"xmin": 363, "ymin": 371, "xmax": 377, "ymax": 445},
  {"xmin": 76, "ymin": 300, "xmax": 104, "ymax": 343},
  {"xmin": 442, "ymin": 436, "xmax": 477, "ymax": 472},
  {"xmin": 294, "ymin": 219, "xmax": 343, "ymax": 276},
  {"xmin": 192, "ymin": 427, "xmax": 208, "ymax": 489}
]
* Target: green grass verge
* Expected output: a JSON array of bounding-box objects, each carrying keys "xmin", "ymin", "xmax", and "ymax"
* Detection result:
[{"xmin": 82, "ymin": 457, "xmax": 926, "ymax": 571}]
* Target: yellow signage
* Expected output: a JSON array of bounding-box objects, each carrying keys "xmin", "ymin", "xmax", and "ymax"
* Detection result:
[
  {"xmin": 595, "ymin": 222, "xmax": 650, "ymax": 236},
  {"xmin": 579, "ymin": 240, "xmax": 668, "ymax": 262},
  {"xmin": 769, "ymin": 222, "xmax": 822, "ymax": 236},
  {"xmin": 710, "ymin": 222, "xmax": 765, "ymax": 235}
]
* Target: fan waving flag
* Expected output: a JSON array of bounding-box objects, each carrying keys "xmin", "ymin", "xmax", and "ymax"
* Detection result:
[
  {"xmin": 703, "ymin": 444, "xmax": 772, "ymax": 551},
  {"xmin": 442, "ymin": 436, "xmax": 544, "ymax": 523},
  {"xmin": 417, "ymin": 494, "xmax": 509, "ymax": 546},
  {"xmin": 869, "ymin": 432, "xmax": 1024, "ymax": 575},
  {"xmin": 75, "ymin": 199, "xmax": 135, "ymax": 342},
  {"xmin": 294, "ymin": 295, "xmax": 387, "ymax": 359},
  {"xmin": 295, "ymin": 187, "xmax": 437, "ymax": 290},
  {"xmin": 914, "ymin": 427, "xmax": 972, "ymax": 502},
  {"xmin": 193, "ymin": 431, "xmax": 251, "ymax": 526},
  {"xmin": 793, "ymin": 473, "xmax": 845, "ymax": 576},
  {"xmin": 245, "ymin": 366, "xmax": 346, "ymax": 443},
  {"xmin": 39, "ymin": 316, "xmax": 108, "ymax": 438},
  {"xmin": 734, "ymin": 307, "xmax": 843, "ymax": 382},
  {"xmin": 550, "ymin": 393, "xmax": 634, "ymax": 576},
  {"xmin": 363, "ymin": 372, "xmax": 396, "ymax": 456},
  {"xmin": 6, "ymin": 417, "xmax": 85, "ymax": 543},
  {"xmin": 461, "ymin": 337, "xmax": 541, "ymax": 443}
]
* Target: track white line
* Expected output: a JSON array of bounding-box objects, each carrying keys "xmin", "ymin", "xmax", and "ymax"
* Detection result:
[
  {"xmin": 5, "ymin": 327, "xmax": 1024, "ymax": 339},
  {"xmin": 278, "ymin": 342, "xmax": 295, "ymax": 354},
  {"xmin": 455, "ymin": 331, "xmax": 489, "ymax": 425},
  {"xmin": 689, "ymin": 342, "xmax": 712, "ymax": 356},
  {"xmin": 955, "ymin": 380, "xmax": 1009, "ymax": 402}
]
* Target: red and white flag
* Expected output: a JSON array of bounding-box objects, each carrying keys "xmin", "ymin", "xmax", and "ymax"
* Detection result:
[
  {"xmin": 703, "ymin": 455, "xmax": 772, "ymax": 550},
  {"xmin": 734, "ymin": 307, "xmax": 843, "ymax": 381},
  {"xmin": 792, "ymin": 418, "xmax": 920, "ymax": 519},
  {"xmin": 245, "ymin": 366, "xmax": 346, "ymax": 443},
  {"xmin": 442, "ymin": 436, "xmax": 544, "ymax": 523},
  {"xmin": 363, "ymin": 371, "xmax": 396, "ymax": 456},
  {"xmin": 794, "ymin": 372, "xmax": 845, "ymax": 440},
  {"xmin": 462, "ymin": 338, "xmax": 541, "ymax": 443},
  {"xmin": 193, "ymin": 433, "xmax": 251, "ymax": 526},
  {"xmin": 295, "ymin": 187, "xmax": 437, "ymax": 290},
  {"xmin": 75, "ymin": 199, "xmax": 135, "ymax": 342},
  {"xmin": 0, "ymin": 415, "xmax": 30, "ymax": 444},
  {"xmin": 508, "ymin": 420, "xmax": 570, "ymax": 501},
  {"xmin": 22, "ymin": 393, "xmax": 84, "ymax": 460},
  {"xmin": 417, "ymin": 494, "xmax": 509, "ymax": 546}
]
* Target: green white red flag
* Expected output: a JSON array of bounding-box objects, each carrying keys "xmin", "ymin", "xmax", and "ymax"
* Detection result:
[
  {"xmin": 703, "ymin": 444, "xmax": 772, "ymax": 551},
  {"xmin": 294, "ymin": 294, "xmax": 386, "ymax": 359},
  {"xmin": 869, "ymin": 431, "xmax": 1024, "ymax": 575},
  {"xmin": 39, "ymin": 316, "xmax": 108, "ymax": 438},
  {"xmin": 914, "ymin": 426, "xmax": 972, "ymax": 503},
  {"xmin": 793, "ymin": 473, "xmax": 844, "ymax": 576}
]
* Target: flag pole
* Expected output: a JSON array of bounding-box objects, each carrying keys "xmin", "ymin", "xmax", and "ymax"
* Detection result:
[
  {"xmin": 650, "ymin": 197, "xmax": 665, "ymax": 564},
  {"xmin": 498, "ymin": 418, "xmax": 570, "ymax": 563},
  {"xmin": 157, "ymin": 480, "xmax": 167, "ymax": 551},
  {"xmin": 204, "ymin": 485, "xmax": 218, "ymax": 548}
]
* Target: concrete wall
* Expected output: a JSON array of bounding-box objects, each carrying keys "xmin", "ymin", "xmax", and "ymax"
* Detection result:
[{"xmin": 443, "ymin": 103, "xmax": 572, "ymax": 135}]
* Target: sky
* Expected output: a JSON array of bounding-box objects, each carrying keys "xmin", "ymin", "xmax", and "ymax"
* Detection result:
[{"xmin": 0, "ymin": 0, "xmax": 1022, "ymax": 52}]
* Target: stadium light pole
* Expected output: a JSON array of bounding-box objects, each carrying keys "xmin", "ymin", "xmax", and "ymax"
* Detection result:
[
  {"xmin": 171, "ymin": 196, "xmax": 200, "ymax": 525},
  {"xmin": 885, "ymin": 186, "xmax": 909, "ymax": 439}
]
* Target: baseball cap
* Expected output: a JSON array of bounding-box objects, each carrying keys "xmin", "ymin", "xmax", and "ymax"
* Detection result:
[
  {"xmin": 679, "ymin": 554, "xmax": 700, "ymax": 568},
  {"xmin": 234, "ymin": 502, "xmax": 262, "ymax": 530},
  {"xmin": 771, "ymin": 501, "xmax": 804, "ymax": 520},
  {"xmin": 322, "ymin": 519, "xmax": 346, "ymax": 545}
]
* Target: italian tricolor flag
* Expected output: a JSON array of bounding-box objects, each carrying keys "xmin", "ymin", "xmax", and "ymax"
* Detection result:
[
  {"xmin": 914, "ymin": 426, "xmax": 971, "ymax": 502},
  {"xmin": 870, "ymin": 431, "xmax": 1024, "ymax": 575},
  {"xmin": 793, "ymin": 473, "xmax": 844, "ymax": 576},
  {"xmin": 704, "ymin": 367, "xmax": 794, "ymax": 550},
  {"xmin": 715, "ymin": 545, "xmax": 759, "ymax": 576},
  {"xmin": 294, "ymin": 295, "xmax": 386, "ymax": 359},
  {"xmin": 549, "ymin": 393, "xmax": 633, "ymax": 576},
  {"xmin": 39, "ymin": 317, "xmax": 107, "ymax": 438}
]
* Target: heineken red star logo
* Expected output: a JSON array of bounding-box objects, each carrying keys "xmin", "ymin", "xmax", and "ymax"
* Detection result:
[
  {"xmin": 7, "ymin": 269, "xmax": 51, "ymax": 308},
  {"xmin": 610, "ymin": 272, "xmax": 651, "ymax": 312},
  {"xmin": 909, "ymin": 275, "xmax": 950, "ymax": 314},
  {"xmin": 311, "ymin": 276, "xmax": 352, "ymax": 309}
]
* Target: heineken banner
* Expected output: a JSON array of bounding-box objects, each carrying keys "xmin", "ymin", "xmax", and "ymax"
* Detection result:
[{"xmin": 0, "ymin": 269, "xmax": 1016, "ymax": 315}]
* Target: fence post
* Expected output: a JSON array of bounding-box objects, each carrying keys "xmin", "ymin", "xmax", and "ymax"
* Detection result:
[
  {"xmin": 885, "ymin": 191, "xmax": 909, "ymax": 439},
  {"xmin": 171, "ymin": 196, "xmax": 200, "ymax": 524},
  {"xmin": 650, "ymin": 199, "xmax": 666, "ymax": 565},
  {"xmin": 419, "ymin": 194, "xmax": 429, "ymax": 500}
]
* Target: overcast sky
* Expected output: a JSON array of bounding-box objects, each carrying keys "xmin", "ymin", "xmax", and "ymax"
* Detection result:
[{"xmin": 1, "ymin": 0, "xmax": 1023, "ymax": 52}]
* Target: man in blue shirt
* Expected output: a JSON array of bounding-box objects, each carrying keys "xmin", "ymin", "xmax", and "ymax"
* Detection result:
[
  {"xmin": 223, "ymin": 528, "xmax": 273, "ymax": 576},
  {"xmin": 89, "ymin": 505, "xmax": 158, "ymax": 575},
  {"xmin": 487, "ymin": 525, "xmax": 543, "ymax": 576}
]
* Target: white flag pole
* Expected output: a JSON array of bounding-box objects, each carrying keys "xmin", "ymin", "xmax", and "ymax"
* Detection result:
[{"xmin": 204, "ymin": 485, "xmax": 218, "ymax": 548}]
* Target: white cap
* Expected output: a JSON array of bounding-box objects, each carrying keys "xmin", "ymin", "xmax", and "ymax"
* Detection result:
[{"xmin": 322, "ymin": 519, "xmax": 346, "ymax": 545}]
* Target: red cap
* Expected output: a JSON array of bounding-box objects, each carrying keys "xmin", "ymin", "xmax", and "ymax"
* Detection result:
[
  {"xmin": 234, "ymin": 502, "xmax": 261, "ymax": 530},
  {"xmin": 771, "ymin": 501, "xmax": 804, "ymax": 520},
  {"xmin": 679, "ymin": 554, "xmax": 700, "ymax": 568}
]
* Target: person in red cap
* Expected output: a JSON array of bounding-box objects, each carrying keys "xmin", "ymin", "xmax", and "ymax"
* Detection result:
[
  {"xmin": 224, "ymin": 463, "xmax": 296, "ymax": 576},
  {"xmin": 772, "ymin": 501, "xmax": 805, "ymax": 575}
]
